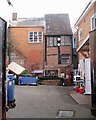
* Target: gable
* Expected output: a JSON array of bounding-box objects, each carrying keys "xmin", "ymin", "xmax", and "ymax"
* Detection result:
[{"xmin": 45, "ymin": 14, "xmax": 72, "ymax": 35}]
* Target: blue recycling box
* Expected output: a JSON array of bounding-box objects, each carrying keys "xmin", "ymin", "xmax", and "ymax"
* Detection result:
[{"xmin": 18, "ymin": 76, "xmax": 38, "ymax": 85}]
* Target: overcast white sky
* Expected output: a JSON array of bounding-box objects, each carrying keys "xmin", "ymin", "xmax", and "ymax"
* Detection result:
[{"xmin": 1, "ymin": 0, "xmax": 90, "ymax": 28}]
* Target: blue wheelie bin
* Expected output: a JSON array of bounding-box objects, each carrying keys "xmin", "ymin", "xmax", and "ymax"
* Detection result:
[{"xmin": 6, "ymin": 75, "xmax": 16, "ymax": 111}]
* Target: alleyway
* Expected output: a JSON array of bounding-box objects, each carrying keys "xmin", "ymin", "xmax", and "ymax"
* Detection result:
[{"xmin": 6, "ymin": 85, "xmax": 95, "ymax": 118}]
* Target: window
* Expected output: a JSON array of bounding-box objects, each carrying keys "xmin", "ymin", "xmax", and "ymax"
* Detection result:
[
  {"xmin": 38, "ymin": 32, "xmax": 42, "ymax": 42},
  {"xmin": 61, "ymin": 36, "xmax": 71, "ymax": 45},
  {"xmin": 47, "ymin": 37, "xmax": 53, "ymax": 46},
  {"xmin": 79, "ymin": 29, "xmax": 83, "ymax": 41},
  {"xmin": 28, "ymin": 32, "xmax": 43, "ymax": 43},
  {"xmin": 29, "ymin": 32, "xmax": 33, "ymax": 42},
  {"xmin": 34, "ymin": 32, "xmax": 38, "ymax": 42},
  {"xmin": 91, "ymin": 14, "xmax": 96, "ymax": 30},
  {"xmin": 53, "ymin": 37, "xmax": 57, "ymax": 46},
  {"xmin": 47, "ymin": 37, "xmax": 57, "ymax": 47},
  {"xmin": 47, "ymin": 36, "xmax": 71, "ymax": 47},
  {"xmin": 61, "ymin": 54, "xmax": 69, "ymax": 65}
]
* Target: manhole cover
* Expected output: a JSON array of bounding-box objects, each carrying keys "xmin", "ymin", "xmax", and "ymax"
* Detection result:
[{"xmin": 57, "ymin": 110, "xmax": 74, "ymax": 118}]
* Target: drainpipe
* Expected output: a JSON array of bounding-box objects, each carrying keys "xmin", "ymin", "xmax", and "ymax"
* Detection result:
[
  {"xmin": 70, "ymin": 35, "xmax": 73, "ymax": 64},
  {"xmin": 43, "ymin": 34, "xmax": 46, "ymax": 76}
]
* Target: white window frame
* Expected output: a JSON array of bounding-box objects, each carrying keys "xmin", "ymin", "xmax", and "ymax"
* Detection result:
[
  {"xmin": 91, "ymin": 13, "xmax": 96, "ymax": 30},
  {"xmin": 79, "ymin": 28, "xmax": 83, "ymax": 41},
  {"xmin": 47, "ymin": 37, "xmax": 53, "ymax": 47},
  {"xmin": 61, "ymin": 36, "xmax": 71, "ymax": 46},
  {"xmin": 28, "ymin": 31, "xmax": 43, "ymax": 43}
]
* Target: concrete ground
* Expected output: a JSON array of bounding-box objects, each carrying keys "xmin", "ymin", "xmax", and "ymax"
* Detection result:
[{"xmin": 6, "ymin": 85, "xmax": 96, "ymax": 118}]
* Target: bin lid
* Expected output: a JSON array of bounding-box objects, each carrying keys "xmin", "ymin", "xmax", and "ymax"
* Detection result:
[{"xmin": 8, "ymin": 62, "xmax": 25, "ymax": 75}]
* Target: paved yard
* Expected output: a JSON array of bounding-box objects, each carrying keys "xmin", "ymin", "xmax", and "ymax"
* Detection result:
[{"xmin": 6, "ymin": 85, "xmax": 95, "ymax": 118}]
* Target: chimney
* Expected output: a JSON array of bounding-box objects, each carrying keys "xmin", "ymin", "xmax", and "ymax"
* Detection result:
[{"xmin": 12, "ymin": 13, "xmax": 17, "ymax": 21}]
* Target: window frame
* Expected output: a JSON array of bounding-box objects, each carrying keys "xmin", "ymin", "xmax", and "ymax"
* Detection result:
[
  {"xmin": 61, "ymin": 36, "xmax": 71, "ymax": 46},
  {"xmin": 28, "ymin": 31, "xmax": 43, "ymax": 43},
  {"xmin": 91, "ymin": 14, "xmax": 96, "ymax": 30},
  {"xmin": 47, "ymin": 37, "xmax": 53, "ymax": 47},
  {"xmin": 47, "ymin": 36, "xmax": 71, "ymax": 47},
  {"xmin": 79, "ymin": 28, "xmax": 83, "ymax": 41},
  {"xmin": 47, "ymin": 37, "xmax": 57, "ymax": 47}
]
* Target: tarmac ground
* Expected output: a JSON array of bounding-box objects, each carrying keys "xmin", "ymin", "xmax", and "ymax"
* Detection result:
[{"xmin": 6, "ymin": 85, "xmax": 96, "ymax": 118}]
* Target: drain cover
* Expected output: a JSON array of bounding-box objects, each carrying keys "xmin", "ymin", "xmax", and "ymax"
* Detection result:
[{"xmin": 58, "ymin": 110, "xmax": 74, "ymax": 118}]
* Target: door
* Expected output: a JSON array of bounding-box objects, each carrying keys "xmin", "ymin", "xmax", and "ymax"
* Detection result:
[{"xmin": 85, "ymin": 58, "xmax": 91, "ymax": 94}]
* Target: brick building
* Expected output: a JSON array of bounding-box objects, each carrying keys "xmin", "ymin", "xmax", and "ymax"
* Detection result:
[
  {"xmin": 8, "ymin": 13, "xmax": 73, "ymax": 76},
  {"xmin": 75, "ymin": 0, "xmax": 96, "ymax": 78},
  {"xmin": 74, "ymin": 0, "xmax": 96, "ymax": 114},
  {"xmin": 74, "ymin": 0, "xmax": 96, "ymax": 94},
  {"xmin": 44, "ymin": 14, "xmax": 73, "ymax": 77},
  {"xmin": 8, "ymin": 15, "xmax": 44, "ymax": 74}
]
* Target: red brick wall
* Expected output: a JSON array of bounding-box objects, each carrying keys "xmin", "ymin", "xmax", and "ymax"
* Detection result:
[
  {"xmin": 60, "ymin": 46, "xmax": 71, "ymax": 54},
  {"xmin": 77, "ymin": 3, "xmax": 95, "ymax": 60},
  {"xmin": 40, "ymin": 80, "xmax": 60, "ymax": 86},
  {"xmin": 8, "ymin": 27, "xmax": 44, "ymax": 72},
  {"xmin": 47, "ymin": 47, "xmax": 58, "ymax": 55},
  {"xmin": 46, "ymin": 45, "xmax": 71, "ymax": 67},
  {"xmin": 47, "ymin": 55, "xmax": 58, "ymax": 66}
]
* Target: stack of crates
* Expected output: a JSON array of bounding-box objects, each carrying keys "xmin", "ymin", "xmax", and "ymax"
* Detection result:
[{"xmin": 6, "ymin": 74, "xmax": 16, "ymax": 111}]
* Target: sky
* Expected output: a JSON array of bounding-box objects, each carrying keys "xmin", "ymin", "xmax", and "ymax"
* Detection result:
[{"xmin": 1, "ymin": 0, "xmax": 90, "ymax": 28}]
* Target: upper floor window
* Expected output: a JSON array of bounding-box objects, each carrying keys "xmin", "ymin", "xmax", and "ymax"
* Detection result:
[
  {"xmin": 53, "ymin": 37, "xmax": 57, "ymax": 46},
  {"xmin": 61, "ymin": 36, "xmax": 71, "ymax": 46},
  {"xmin": 91, "ymin": 14, "xmax": 96, "ymax": 30},
  {"xmin": 47, "ymin": 37, "xmax": 57, "ymax": 47},
  {"xmin": 79, "ymin": 29, "xmax": 83, "ymax": 41},
  {"xmin": 28, "ymin": 32, "xmax": 43, "ymax": 43},
  {"xmin": 47, "ymin": 37, "xmax": 53, "ymax": 46},
  {"xmin": 47, "ymin": 36, "xmax": 71, "ymax": 47}
]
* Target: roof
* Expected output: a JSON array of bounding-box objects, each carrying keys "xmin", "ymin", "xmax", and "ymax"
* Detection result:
[
  {"xmin": 10, "ymin": 17, "xmax": 45, "ymax": 27},
  {"xmin": 45, "ymin": 14, "xmax": 72, "ymax": 36}
]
